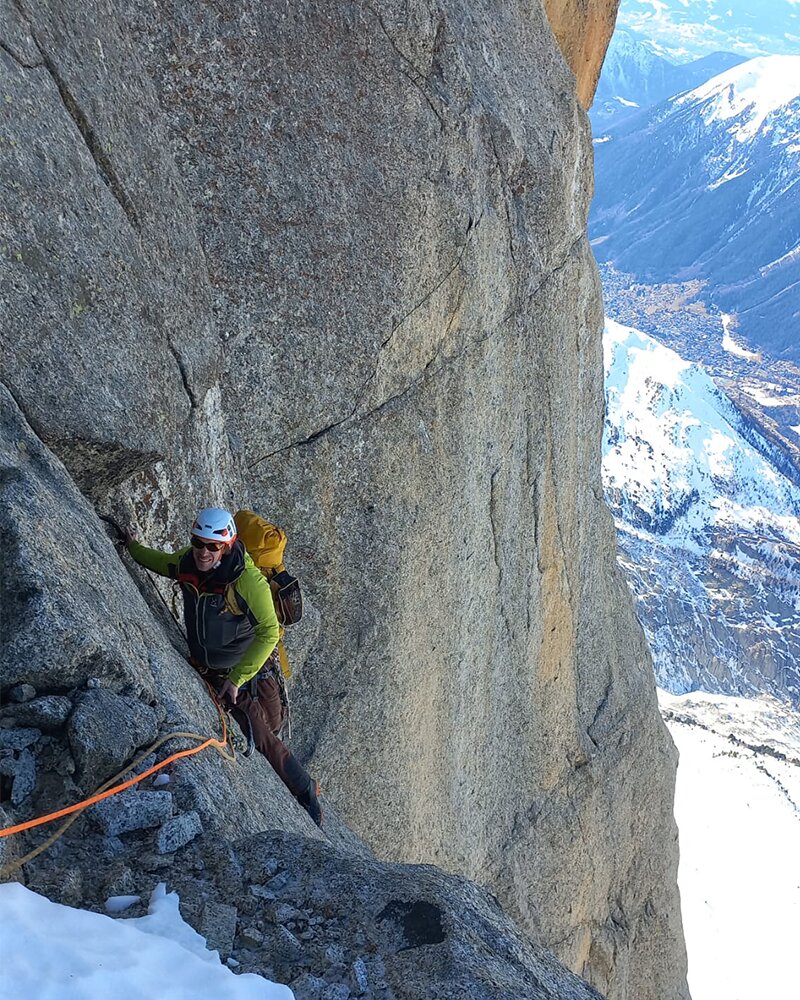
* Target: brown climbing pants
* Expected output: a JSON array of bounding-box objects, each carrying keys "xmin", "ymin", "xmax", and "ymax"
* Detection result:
[{"xmin": 192, "ymin": 660, "xmax": 312, "ymax": 800}]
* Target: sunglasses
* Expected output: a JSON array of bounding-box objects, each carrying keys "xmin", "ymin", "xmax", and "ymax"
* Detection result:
[{"xmin": 190, "ymin": 536, "xmax": 226, "ymax": 552}]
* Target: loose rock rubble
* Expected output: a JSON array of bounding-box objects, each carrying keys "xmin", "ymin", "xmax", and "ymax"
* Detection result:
[{"xmin": 18, "ymin": 827, "xmax": 607, "ymax": 999}]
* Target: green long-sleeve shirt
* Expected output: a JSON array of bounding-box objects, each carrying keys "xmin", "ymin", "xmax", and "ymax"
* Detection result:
[{"xmin": 129, "ymin": 539, "xmax": 280, "ymax": 688}]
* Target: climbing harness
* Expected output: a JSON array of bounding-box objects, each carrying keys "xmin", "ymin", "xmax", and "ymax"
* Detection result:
[{"xmin": 192, "ymin": 660, "xmax": 256, "ymax": 759}]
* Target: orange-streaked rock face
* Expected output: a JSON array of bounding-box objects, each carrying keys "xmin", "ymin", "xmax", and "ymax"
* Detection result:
[{"xmin": 544, "ymin": 0, "xmax": 620, "ymax": 107}]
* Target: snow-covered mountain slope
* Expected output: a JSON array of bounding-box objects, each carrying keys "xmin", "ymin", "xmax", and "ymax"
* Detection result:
[
  {"xmin": 591, "ymin": 29, "xmax": 744, "ymax": 131},
  {"xmin": 603, "ymin": 318, "xmax": 800, "ymax": 704},
  {"xmin": 591, "ymin": 55, "xmax": 800, "ymax": 362},
  {"xmin": 617, "ymin": 0, "xmax": 800, "ymax": 62},
  {"xmin": 660, "ymin": 689, "xmax": 800, "ymax": 1000}
]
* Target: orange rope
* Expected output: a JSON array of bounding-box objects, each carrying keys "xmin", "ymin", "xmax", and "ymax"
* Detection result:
[{"xmin": 0, "ymin": 686, "xmax": 230, "ymax": 840}]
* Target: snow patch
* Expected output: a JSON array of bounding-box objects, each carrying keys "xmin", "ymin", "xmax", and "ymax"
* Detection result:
[
  {"xmin": 740, "ymin": 383, "xmax": 800, "ymax": 408},
  {"xmin": 603, "ymin": 317, "xmax": 800, "ymax": 544},
  {"xmin": 707, "ymin": 166, "xmax": 747, "ymax": 189},
  {"xmin": 760, "ymin": 242, "xmax": 800, "ymax": 276},
  {"xmin": 0, "ymin": 882, "xmax": 292, "ymax": 999},
  {"xmin": 720, "ymin": 313, "xmax": 760, "ymax": 361},
  {"xmin": 679, "ymin": 55, "xmax": 800, "ymax": 142}
]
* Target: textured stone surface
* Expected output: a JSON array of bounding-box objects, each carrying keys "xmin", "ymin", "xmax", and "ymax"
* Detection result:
[
  {"xmin": 24, "ymin": 866, "xmax": 84, "ymax": 907},
  {"xmin": 0, "ymin": 747, "xmax": 36, "ymax": 803},
  {"xmin": 238, "ymin": 925, "xmax": 264, "ymax": 948},
  {"xmin": 0, "ymin": 0, "xmax": 224, "ymax": 502},
  {"xmin": 0, "ymin": 3, "xmax": 686, "ymax": 998},
  {"xmin": 89, "ymin": 789, "xmax": 173, "ymax": 836},
  {"xmin": 290, "ymin": 974, "xmax": 327, "ymax": 1000},
  {"xmin": 200, "ymin": 900, "xmax": 238, "ymax": 959},
  {"xmin": 68, "ymin": 690, "xmax": 159, "ymax": 791},
  {"xmin": 0, "ymin": 695, "xmax": 73, "ymax": 730},
  {"xmin": 155, "ymin": 811, "xmax": 203, "ymax": 854},
  {"xmin": 0, "ymin": 384, "xmax": 169, "ymax": 695},
  {"xmin": 0, "ymin": 807, "xmax": 20, "ymax": 870},
  {"xmin": 323, "ymin": 986, "xmax": 351, "ymax": 1000},
  {"xmin": 8, "ymin": 684, "xmax": 36, "ymax": 703},
  {"xmin": 544, "ymin": 0, "xmax": 620, "ymax": 107},
  {"xmin": 0, "ymin": 727, "xmax": 41, "ymax": 751}
]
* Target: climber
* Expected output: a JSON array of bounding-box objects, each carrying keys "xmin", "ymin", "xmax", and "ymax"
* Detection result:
[{"xmin": 122, "ymin": 507, "xmax": 322, "ymax": 827}]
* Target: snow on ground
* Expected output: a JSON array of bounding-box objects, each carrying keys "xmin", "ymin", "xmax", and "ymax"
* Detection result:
[
  {"xmin": 720, "ymin": 313, "xmax": 760, "ymax": 361},
  {"xmin": 740, "ymin": 383, "xmax": 800, "ymax": 407},
  {"xmin": 660, "ymin": 690, "xmax": 800, "ymax": 1000},
  {"xmin": 0, "ymin": 882, "xmax": 293, "ymax": 1000}
]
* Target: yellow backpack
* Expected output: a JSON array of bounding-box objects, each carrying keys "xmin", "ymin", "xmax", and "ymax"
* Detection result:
[{"xmin": 232, "ymin": 510, "xmax": 304, "ymax": 679}]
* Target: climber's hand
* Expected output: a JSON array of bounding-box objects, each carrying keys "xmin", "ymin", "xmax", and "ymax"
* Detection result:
[
  {"xmin": 122, "ymin": 526, "xmax": 137, "ymax": 547},
  {"xmin": 219, "ymin": 679, "xmax": 239, "ymax": 705}
]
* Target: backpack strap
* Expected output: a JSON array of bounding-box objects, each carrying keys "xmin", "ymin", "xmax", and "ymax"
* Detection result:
[{"xmin": 223, "ymin": 583, "xmax": 245, "ymax": 617}]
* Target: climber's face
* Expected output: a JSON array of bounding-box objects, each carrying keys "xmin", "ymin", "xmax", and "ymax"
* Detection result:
[{"xmin": 190, "ymin": 535, "xmax": 226, "ymax": 572}]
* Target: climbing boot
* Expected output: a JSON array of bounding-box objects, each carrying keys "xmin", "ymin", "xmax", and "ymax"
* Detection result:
[{"xmin": 298, "ymin": 778, "xmax": 324, "ymax": 828}]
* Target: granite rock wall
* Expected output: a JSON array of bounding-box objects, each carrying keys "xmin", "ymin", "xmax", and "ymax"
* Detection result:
[{"xmin": 0, "ymin": 3, "xmax": 687, "ymax": 998}]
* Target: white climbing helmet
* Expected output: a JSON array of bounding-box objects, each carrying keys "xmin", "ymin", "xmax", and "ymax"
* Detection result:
[{"xmin": 190, "ymin": 507, "xmax": 237, "ymax": 544}]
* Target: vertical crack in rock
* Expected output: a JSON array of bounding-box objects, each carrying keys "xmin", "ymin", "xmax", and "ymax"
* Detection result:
[
  {"xmin": 489, "ymin": 468, "xmax": 502, "ymax": 581},
  {"xmin": 0, "ymin": 37, "xmax": 43, "ymax": 68},
  {"xmin": 15, "ymin": 5, "xmax": 141, "ymax": 233},
  {"xmin": 488, "ymin": 131, "xmax": 517, "ymax": 265},
  {"xmin": 366, "ymin": 5, "xmax": 445, "ymax": 129},
  {"xmin": 165, "ymin": 340, "xmax": 197, "ymax": 410},
  {"xmin": 587, "ymin": 681, "xmax": 612, "ymax": 748},
  {"xmin": 569, "ymin": 798, "xmax": 597, "ymax": 883},
  {"xmin": 489, "ymin": 467, "xmax": 514, "ymax": 642},
  {"xmin": 543, "ymin": 233, "xmax": 585, "ymax": 285},
  {"xmin": 545, "ymin": 233, "xmax": 588, "ymax": 618},
  {"xmin": 554, "ymin": 514, "xmax": 576, "ymax": 609},
  {"xmin": 525, "ymin": 425, "xmax": 539, "ymax": 634}
]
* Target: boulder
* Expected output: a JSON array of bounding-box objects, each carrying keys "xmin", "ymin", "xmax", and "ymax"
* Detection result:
[
  {"xmin": 0, "ymin": 696, "xmax": 73, "ymax": 731},
  {"xmin": 68, "ymin": 690, "xmax": 159, "ymax": 791},
  {"xmin": 0, "ymin": 728, "xmax": 41, "ymax": 752},
  {"xmin": 0, "ymin": 748, "xmax": 36, "ymax": 804},
  {"xmin": 89, "ymin": 789, "xmax": 173, "ymax": 836},
  {"xmin": 7, "ymin": 684, "xmax": 36, "ymax": 703},
  {"xmin": 155, "ymin": 811, "xmax": 203, "ymax": 854},
  {"xmin": 200, "ymin": 900, "xmax": 238, "ymax": 959}
]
